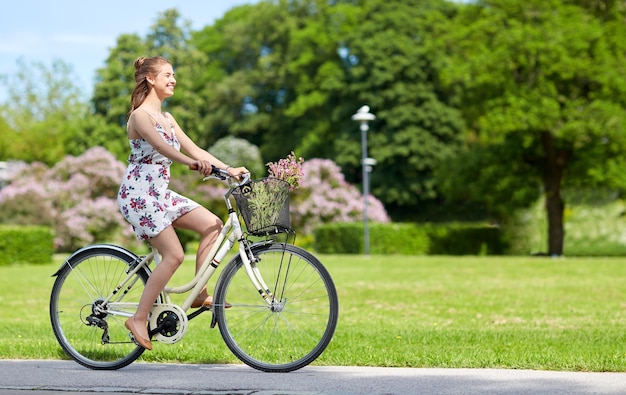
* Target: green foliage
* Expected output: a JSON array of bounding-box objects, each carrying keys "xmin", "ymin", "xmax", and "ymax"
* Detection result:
[
  {"xmin": 424, "ymin": 223, "xmax": 505, "ymax": 255},
  {"xmin": 209, "ymin": 136, "xmax": 265, "ymax": 177},
  {"xmin": 72, "ymin": 116, "xmax": 129, "ymax": 161},
  {"xmin": 508, "ymin": 190, "xmax": 626, "ymax": 256},
  {"xmin": 435, "ymin": 134, "xmax": 541, "ymax": 216},
  {"xmin": 92, "ymin": 33, "xmax": 146, "ymax": 129},
  {"xmin": 338, "ymin": 0, "xmax": 465, "ymax": 208},
  {"xmin": 561, "ymin": 197, "xmax": 626, "ymax": 257},
  {"xmin": 0, "ymin": 225, "xmax": 53, "ymax": 265},
  {"xmin": 439, "ymin": 0, "xmax": 626, "ymax": 254},
  {"xmin": 314, "ymin": 222, "xmax": 504, "ymax": 255},
  {"xmin": 190, "ymin": 1, "xmax": 294, "ymax": 152},
  {"xmin": 0, "ymin": 116, "xmax": 11, "ymax": 155},
  {"xmin": 313, "ymin": 223, "xmax": 364, "ymax": 254},
  {"xmin": 91, "ymin": 9, "xmax": 210, "ymax": 158},
  {"xmin": 189, "ymin": 0, "xmax": 464, "ymax": 215},
  {"xmin": 0, "ymin": 59, "xmax": 90, "ymax": 164},
  {"xmin": 5, "ymin": 0, "xmax": 626, "ymax": 258}
]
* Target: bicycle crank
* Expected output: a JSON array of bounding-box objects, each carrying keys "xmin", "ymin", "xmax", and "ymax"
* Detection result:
[{"xmin": 148, "ymin": 304, "xmax": 188, "ymax": 344}]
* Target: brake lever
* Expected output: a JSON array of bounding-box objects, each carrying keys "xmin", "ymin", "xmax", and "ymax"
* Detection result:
[
  {"xmin": 202, "ymin": 175, "xmax": 225, "ymax": 182},
  {"xmin": 191, "ymin": 164, "xmax": 250, "ymax": 185}
]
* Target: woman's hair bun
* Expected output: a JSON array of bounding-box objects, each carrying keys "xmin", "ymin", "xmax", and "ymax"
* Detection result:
[{"xmin": 134, "ymin": 57, "xmax": 147, "ymax": 70}]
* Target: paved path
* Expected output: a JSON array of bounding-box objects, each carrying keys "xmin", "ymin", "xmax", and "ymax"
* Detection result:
[{"xmin": 1, "ymin": 360, "xmax": 626, "ymax": 394}]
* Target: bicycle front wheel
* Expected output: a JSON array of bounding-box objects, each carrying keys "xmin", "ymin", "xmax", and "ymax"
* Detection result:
[
  {"xmin": 49, "ymin": 244, "xmax": 156, "ymax": 370},
  {"xmin": 214, "ymin": 243, "xmax": 338, "ymax": 372}
]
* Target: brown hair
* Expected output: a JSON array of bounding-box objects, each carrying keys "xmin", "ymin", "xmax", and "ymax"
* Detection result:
[{"xmin": 127, "ymin": 56, "xmax": 170, "ymax": 120}]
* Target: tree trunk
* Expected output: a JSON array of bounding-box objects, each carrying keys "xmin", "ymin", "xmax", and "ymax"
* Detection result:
[
  {"xmin": 544, "ymin": 185, "xmax": 564, "ymax": 256},
  {"xmin": 540, "ymin": 131, "xmax": 569, "ymax": 256}
]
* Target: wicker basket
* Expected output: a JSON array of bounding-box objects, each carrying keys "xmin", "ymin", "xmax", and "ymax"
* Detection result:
[{"xmin": 232, "ymin": 178, "xmax": 291, "ymax": 236}]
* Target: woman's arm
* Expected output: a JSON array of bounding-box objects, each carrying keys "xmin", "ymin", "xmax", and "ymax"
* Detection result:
[{"xmin": 169, "ymin": 114, "xmax": 248, "ymax": 176}]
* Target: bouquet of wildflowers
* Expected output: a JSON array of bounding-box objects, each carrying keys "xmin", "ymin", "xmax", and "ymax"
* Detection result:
[
  {"xmin": 266, "ymin": 151, "xmax": 304, "ymax": 191},
  {"xmin": 235, "ymin": 151, "xmax": 304, "ymax": 235}
]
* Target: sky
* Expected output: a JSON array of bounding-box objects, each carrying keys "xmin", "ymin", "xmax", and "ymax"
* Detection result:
[{"xmin": 0, "ymin": 1, "xmax": 259, "ymax": 100}]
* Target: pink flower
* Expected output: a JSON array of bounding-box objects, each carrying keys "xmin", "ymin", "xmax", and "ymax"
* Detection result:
[{"xmin": 266, "ymin": 151, "xmax": 304, "ymax": 191}]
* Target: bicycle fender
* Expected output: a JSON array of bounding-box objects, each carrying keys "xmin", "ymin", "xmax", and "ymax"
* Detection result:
[{"xmin": 51, "ymin": 244, "xmax": 141, "ymax": 277}]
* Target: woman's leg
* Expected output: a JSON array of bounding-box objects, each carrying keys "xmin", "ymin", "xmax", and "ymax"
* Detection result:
[
  {"xmin": 173, "ymin": 207, "xmax": 223, "ymax": 303},
  {"xmin": 127, "ymin": 226, "xmax": 185, "ymax": 343},
  {"xmin": 173, "ymin": 206, "xmax": 223, "ymax": 275}
]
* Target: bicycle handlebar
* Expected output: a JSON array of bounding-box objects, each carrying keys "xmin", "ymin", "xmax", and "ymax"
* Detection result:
[{"xmin": 189, "ymin": 163, "xmax": 251, "ymax": 188}]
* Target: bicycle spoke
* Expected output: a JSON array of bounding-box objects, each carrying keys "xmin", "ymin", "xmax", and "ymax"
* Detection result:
[
  {"xmin": 216, "ymin": 243, "xmax": 338, "ymax": 372},
  {"xmin": 50, "ymin": 245, "xmax": 153, "ymax": 370}
]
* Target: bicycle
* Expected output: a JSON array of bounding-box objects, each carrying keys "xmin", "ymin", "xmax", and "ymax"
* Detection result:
[{"xmin": 49, "ymin": 166, "xmax": 339, "ymax": 372}]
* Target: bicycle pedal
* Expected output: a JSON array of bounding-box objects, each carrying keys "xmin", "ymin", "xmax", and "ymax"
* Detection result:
[{"xmin": 127, "ymin": 332, "xmax": 138, "ymax": 345}]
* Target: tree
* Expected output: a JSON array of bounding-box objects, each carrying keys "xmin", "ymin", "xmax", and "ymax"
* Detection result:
[
  {"xmin": 191, "ymin": 1, "xmax": 295, "ymax": 153},
  {"xmin": 78, "ymin": 33, "xmax": 142, "ymax": 161},
  {"xmin": 191, "ymin": 0, "xmax": 464, "ymax": 218},
  {"xmin": 439, "ymin": 0, "xmax": 626, "ymax": 255},
  {"xmin": 0, "ymin": 59, "xmax": 90, "ymax": 164},
  {"xmin": 209, "ymin": 136, "xmax": 265, "ymax": 177},
  {"xmin": 336, "ymin": 0, "xmax": 465, "ymax": 213},
  {"xmin": 0, "ymin": 116, "xmax": 13, "ymax": 160},
  {"xmin": 91, "ymin": 9, "xmax": 210, "ymax": 161},
  {"xmin": 92, "ymin": 33, "xmax": 146, "ymax": 131},
  {"xmin": 145, "ymin": 9, "xmax": 211, "ymax": 145}
]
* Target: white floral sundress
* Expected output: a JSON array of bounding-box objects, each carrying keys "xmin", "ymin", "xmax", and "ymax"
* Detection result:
[{"xmin": 117, "ymin": 111, "xmax": 200, "ymax": 241}]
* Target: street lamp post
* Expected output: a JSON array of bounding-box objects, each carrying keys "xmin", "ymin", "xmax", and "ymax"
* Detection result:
[{"xmin": 351, "ymin": 105, "xmax": 376, "ymax": 255}]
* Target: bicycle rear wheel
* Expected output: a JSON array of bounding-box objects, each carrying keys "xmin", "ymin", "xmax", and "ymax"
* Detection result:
[
  {"xmin": 49, "ymin": 244, "xmax": 156, "ymax": 370},
  {"xmin": 214, "ymin": 243, "xmax": 338, "ymax": 372}
]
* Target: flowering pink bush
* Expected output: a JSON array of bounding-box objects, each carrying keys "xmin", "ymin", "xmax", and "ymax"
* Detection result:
[
  {"xmin": 291, "ymin": 158, "xmax": 390, "ymax": 234},
  {"xmin": 0, "ymin": 148, "xmax": 390, "ymax": 250},
  {"xmin": 0, "ymin": 146, "xmax": 137, "ymax": 252}
]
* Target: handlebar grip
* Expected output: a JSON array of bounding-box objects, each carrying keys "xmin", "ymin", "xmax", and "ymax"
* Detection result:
[
  {"xmin": 211, "ymin": 165, "xmax": 228, "ymax": 180},
  {"xmin": 192, "ymin": 163, "xmax": 249, "ymax": 185},
  {"xmin": 190, "ymin": 163, "xmax": 226, "ymax": 179}
]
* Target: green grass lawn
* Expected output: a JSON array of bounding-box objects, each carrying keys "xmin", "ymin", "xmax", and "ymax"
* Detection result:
[{"xmin": 2, "ymin": 254, "xmax": 626, "ymax": 371}]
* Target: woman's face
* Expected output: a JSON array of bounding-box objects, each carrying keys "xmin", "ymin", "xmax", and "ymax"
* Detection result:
[{"xmin": 152, "ymin": 63, "xmax": 176, "ymax": 98}]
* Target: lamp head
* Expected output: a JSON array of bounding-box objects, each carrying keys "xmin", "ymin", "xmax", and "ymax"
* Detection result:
[{"xmin": 351, "ymin": 105, "xmax": 376, "ymax": 122}]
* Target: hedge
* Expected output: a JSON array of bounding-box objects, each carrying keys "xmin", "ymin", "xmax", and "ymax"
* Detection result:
[
  {"xmin": 313, "ymin": 222, "xmax": 505, "ymax": 255},
  {"xmin": 0, "ymin": 225, "xmax": 54, "ymax": 265}
]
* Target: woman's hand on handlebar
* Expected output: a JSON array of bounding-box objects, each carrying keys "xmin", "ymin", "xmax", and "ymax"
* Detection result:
[
  {"xmin": 226, "ymin": 166, "xmax": 249, "ymax": 180},
  {"xmin": 188, "ymin": 160, "xmax": 213, "ymax": 177},
  {"xmin": 189, "ymin": 162, "xmax": 250, "ymax": 182}
]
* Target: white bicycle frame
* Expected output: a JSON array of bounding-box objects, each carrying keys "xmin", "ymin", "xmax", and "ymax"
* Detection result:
[{"xmin": 97, "ymin": 176, "xmax": 276, "ymax": 319}]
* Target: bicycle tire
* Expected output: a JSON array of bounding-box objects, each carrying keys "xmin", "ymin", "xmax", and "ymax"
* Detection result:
[
  {"xmin": 214, "ymin": 242, "xmax": 338, "ymax": 372},
  {"xmin": 49, "ymin": 244, "xmax": 157, "ymax": 370}
]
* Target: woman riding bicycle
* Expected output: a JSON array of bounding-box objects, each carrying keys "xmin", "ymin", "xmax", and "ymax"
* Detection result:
[{"xmin": 117, "ymin": 56, "xmax": 248, "ymax": 350}]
